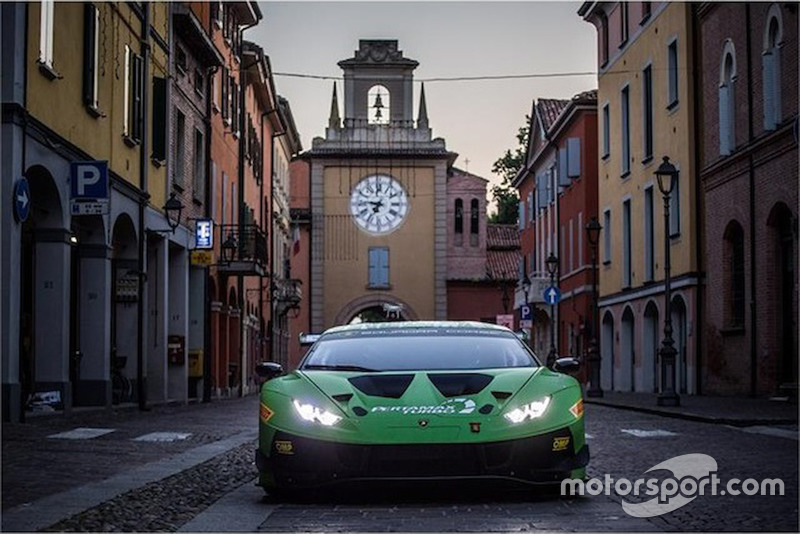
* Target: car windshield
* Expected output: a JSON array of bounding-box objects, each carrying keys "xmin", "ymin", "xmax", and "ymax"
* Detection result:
[{"xmin": 301, "ymin": 329, "xmax": 538, "ymax": 371}]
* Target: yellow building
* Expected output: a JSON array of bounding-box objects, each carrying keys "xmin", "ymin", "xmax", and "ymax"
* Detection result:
[
  {"xmin": 1, "ymin": 1, "xmax": 191, "ymax": 420},
  {"xmin": 580, "ymin": 2, "xmax": 699, "ymax": 395},
  {"xmin": 306, "ymin": 40, "xmax": 455, "ymax": 330}
]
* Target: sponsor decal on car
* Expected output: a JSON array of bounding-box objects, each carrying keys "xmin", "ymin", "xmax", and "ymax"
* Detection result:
[
  {"xmin": 552, "ymin": 436, "xmax": 570, "ymax": 451},
  {"xmin": 370, "ymin": 398, "xmax": 477, "ymax": 415},
  {"xmin": 569, "ymin": 399, "xmax": 584, "ymax": 419},
  {"xmin": 274, "ymin": 440, "xmax": 294, "ymax": 455},
  {"xmin": 260, "ymin": 403, "xmax": 274, "ymax": 422}
]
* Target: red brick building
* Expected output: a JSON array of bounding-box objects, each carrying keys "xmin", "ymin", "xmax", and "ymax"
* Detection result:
[
  {"xmin": 697, "ymin": 2, "xmax": 798, "ymax": 396},
  {"xmin": 514, "ymin": 90, "xmax": 599, "ymax": 376}
]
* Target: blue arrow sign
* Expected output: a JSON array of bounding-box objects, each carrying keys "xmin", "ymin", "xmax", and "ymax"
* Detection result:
[
  {"xmin": 13, "ymin": 178, "xmax": 31, "ymax": 223},
  {"xmin": 544, "ymin": 285, "xmax": 562, "ymax": 305}
]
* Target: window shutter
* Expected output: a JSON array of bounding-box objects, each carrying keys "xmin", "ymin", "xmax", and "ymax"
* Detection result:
[
  {"xmin": 602, "ymin": 104, "xmax": 610, "ymax": 157},
  {"xmin": 548, "ymin": 168, "xmax": 555, "ymax": 203},
  {"xmin": 82, "ymin": 3, "xmax": 96, "ymax": 106},
  {"xmin": 558, "ymin": 149, "xmax": 570, "ymax": 186},
  {"xmin": 379, "ymin": 249, "xmax": 389, "ymax": 286},
  {"xmin": 763, "ymin": 51, "xmax": 775, "ymax": 130},
  {"xmin": 670, "ymin": 173, "xmax": 680, "ymax": 236},
  {"xmin": 719, "ymin": 84, "xmax": 731, "ymax": 155},
  {"xmin": 131, "ymin": 53, "xmax": 143, "ymax": 141},
  {"xmin": 151, "ymin": 77, "xmax": 167, "ymax": 161},
  {"xmin": 221, "ymin": 68, "xmax": 229, "ymax": 120},
  {"xmin": 537, "ymin": 173, "xmax": 547, "ymax": 208},
  {"xmin": 519, "ymin": 201, "xmax": 525, "ymax": 230},
  {"xmin": 772, "ymin": 47, "xmax": 781, "ymax": 125},
  {"xmin": 567, "ymin": 137, "xmax": 581, "ymax": 178},
  {"xmin": 528, "ymin": 192, "xmax": 533, "ymax": 222}
]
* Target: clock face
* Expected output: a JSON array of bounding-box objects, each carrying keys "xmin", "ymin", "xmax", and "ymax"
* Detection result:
[{"xmin": 350, "ymin": 174, "xmax": 409, "ymax": 235}]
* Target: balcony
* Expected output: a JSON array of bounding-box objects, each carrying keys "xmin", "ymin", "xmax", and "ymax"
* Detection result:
[{"xmin": 217, "ymin": 224, "xmax": 267, "ymax": 276}]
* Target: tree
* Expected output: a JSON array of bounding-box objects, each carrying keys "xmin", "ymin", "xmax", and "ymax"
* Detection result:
[{"xmin": 490, "ymin": 116, "xmax": 530, "ymax": 224}]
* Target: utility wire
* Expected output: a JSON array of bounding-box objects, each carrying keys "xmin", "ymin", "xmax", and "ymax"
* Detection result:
[{"xmin": 273, "ymin": 71, "xmax": 599, "ymax": 82}]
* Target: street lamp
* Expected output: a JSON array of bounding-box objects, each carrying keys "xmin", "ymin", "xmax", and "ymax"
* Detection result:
[
  {"xmin": 221, "ymin": 234, "xmax": 237, "ymax": 264},
  {"xmin": 163, "ymin": 193, "xmax": 184, "ymax": 233},
  {"xmin": 655, "ymin": 156, "xmax": 680, "ymax": 407},
  {"xmin": 545, "ymin": 252, "xmax": 559, "ymax": 367},
  {"xmin": 585, "ymin": 217, "xmax": 603, "ymax": 398}
]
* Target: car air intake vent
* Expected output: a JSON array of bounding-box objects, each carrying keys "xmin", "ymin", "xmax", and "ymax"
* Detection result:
[
  {"xmin": 332, "ymin": 393, "xmax": 353, "ymax": 403},
  {"xmin": 352, "ymin": 406, "xmax": 368, "ymax": 416},
  {"xmin": 491, "ymin": 391, "xmax": 513, "ymax": 400},
  {"xmin": 348, "ymin": 375, "xmax": 414, "ymax": 398},
  {"xmin": 428, "ymin": 374, "xmax": 494, "ymax": 397},
  {"xmin": 479, "ymin": 404, "xmax": 494, "ymax": 414}
]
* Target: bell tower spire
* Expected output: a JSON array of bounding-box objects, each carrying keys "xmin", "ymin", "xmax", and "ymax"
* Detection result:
[
  {"xmin": 328, "ymin": 82, "xmax": 341, "ymax": 130},
  {"xmin": 417, "ymin": 82, "xmax": 429, "ymax": 130}
]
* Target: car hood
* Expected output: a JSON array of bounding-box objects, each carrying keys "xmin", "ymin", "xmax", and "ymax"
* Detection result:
[{"xmin": 298, "ymin": 368, "xmax": 546, "ymax": 417}]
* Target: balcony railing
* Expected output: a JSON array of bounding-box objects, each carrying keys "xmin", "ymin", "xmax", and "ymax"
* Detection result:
[{"xmin": 218, "ymin": 224, "xmax": 267, "ymax": 276}]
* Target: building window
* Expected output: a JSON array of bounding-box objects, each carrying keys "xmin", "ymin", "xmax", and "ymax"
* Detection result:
[
  {"xmin": 621, "ymin": 85, "xmax": 630, "ymax": 177},
  {"xmin": 368, "ymin": 247, "xmax": 390, "ymax": 288},
  {"xmin": 641, "ymin": 2, "xmax": 652, "ymax": 23},
  {"xmin": 602, "ymin": 103, "xmax": 610, "ymax": 159},
  {"xmin": 619, "ymin": 2, "xmax": 629, "ymax": 46},
  {"xmin": 725, "ymin": 221, "xmax": 746, "ymax": 328},
  {"xmin": 644, "ymin": 186, "xmax": 654, "ymax": 281},
  {"xmin": 763, "ymin": 11, "xmax": 783, "ymax": 130},
  {"xmin": 719, "ymin": 43, "xmax": 737, "ymax": 156},
  {"xmin": 669, "ymin": 171, "xmax": 680, "ymax": 237},
  {"xmin": 151, "ymin": 77, "xmax": 167, "ymax": 162},
  {"xmin": 174, "ymin": 110, "xmax": 186, "ymax": 187},
  {"xmin": 38, "ymin": 0, "xmax": 55, "ymax": 69},
  {"xmin": 193, "ymin": 129, "xmax": 205, "ymax": 200},
  {"xmin": 519, "ymin": 199, "xmax": 525, "ymax": 230},
  {"xmin": 603, "ymin": 209, "xmax": 611, "ymax": 264},
  {"xmin": 221, "ymin": 67, "xmax": 229, "ymax": 122},
  {"xmin": 367, "ymin": 85, "xmax": 390, "ymax": 125},
  {"xmin": 642, "ymin": 64, "xmax": 653, "ymax": 161},
  {"xmin": 600, "ymin": 12, "xmax": 609, "ymax": 67},
  {"xmin": 667, "ymin": 39, "xmax": 679, "ymax": 108},
  {"xmin": 124, "ymin": 46, "xmax": 143, "ymax": 143},
  {"xmin": 82, "ymin": 3, "xmax": 100, "ymax": 110},
  {"xmin": 194, "ymin": 69, "xmax": 205, "ymax": 97},
  {"xmin": 470, "ymin": 199, "xmax": 479, "ymax": 246},
  {"xmin": 455, "ymin": 198, "xmax": 463, "ymax": 234},
  {"xmin": 622, "ymin": 199, "xmax": 632, "ymax": 287},
  {"xmin": 176, "ymin": 46, "xmax": 187, "ymax": 75},
  {"xmin": 528, "ymin": 192, "xmax": 534, "ymax": 223}
]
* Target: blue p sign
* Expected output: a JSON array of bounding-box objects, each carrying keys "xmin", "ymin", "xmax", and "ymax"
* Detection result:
[{"xmin": 71, "ymin": 161, "xmax": 108, "ymax": 199}]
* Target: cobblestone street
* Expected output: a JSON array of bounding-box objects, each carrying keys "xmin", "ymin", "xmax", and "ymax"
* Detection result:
[{"xmin": 3, "ymin": 396, "xmax": 796, "ymax": 532}]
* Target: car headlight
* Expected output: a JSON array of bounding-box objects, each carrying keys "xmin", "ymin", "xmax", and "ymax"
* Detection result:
[
  {"xmin": 293, "ymin": 399, "xmax": 342, "ymax": 426},
  {"xmin": 504, "ymin": 396, "xmax": 551, "ymax": 423}
]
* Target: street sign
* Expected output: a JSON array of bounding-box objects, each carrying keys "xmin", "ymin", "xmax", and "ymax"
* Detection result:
[
  {"xmin": 520, "ymin": 304, "xmax": 532, "ymax": 321},
  {"xmin": 195, "ymin": 219, "xmax": 214, "ymax": 249},
  {"xmin": 520, "ymin": 319, "xmax": 533, "ymax": 329},
  {"xmin": 70, "ymin": 161, "xmax": 109, "ymax": 216},
  {"xmin": 544, "ymin": 286, "xmax": 562, "ymax": 305},
  {"xmin": 496, "ymin": 314, "xmax": 514, "ymax": 330},
  {"xmin": 190, "ymin": 250, "xmax": 214, "ymax": 266},
  {"xmin": 13, "ymin": 178, "xmax": 30, "ymax": 222}
]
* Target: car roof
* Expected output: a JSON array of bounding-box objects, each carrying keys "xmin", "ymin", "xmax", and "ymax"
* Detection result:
[{"xmin": 323, "ymin": 321, "xmax": 511, "ymax": 336}]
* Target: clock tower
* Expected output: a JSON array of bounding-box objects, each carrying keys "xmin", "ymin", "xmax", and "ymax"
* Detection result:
[{"xmin": 306, "ymin": 40, "xmax": 456, "ymax": 331}]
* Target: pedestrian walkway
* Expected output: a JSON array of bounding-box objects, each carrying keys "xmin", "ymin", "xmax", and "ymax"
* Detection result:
[
  {"xmin": 1, "ymin": 394, "xmax": 260, "ymax": 519},
  {"xmin": 585, "ymin": 391, "xmax": 798, "ymax": 426}
]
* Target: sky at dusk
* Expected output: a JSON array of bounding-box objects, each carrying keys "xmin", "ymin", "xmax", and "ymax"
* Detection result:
[{"xmin": 248, "ymin": 1, "xmax": 598, "ymax": 210}]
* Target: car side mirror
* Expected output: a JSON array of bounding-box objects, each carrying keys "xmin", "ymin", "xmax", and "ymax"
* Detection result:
[
  {"xmin": 256, "ymin": 362, "xmax": 283, "ymax": 380},
  {"xmin": 553, "ymin": 357, "xmax": 581, "ymax": 375}
]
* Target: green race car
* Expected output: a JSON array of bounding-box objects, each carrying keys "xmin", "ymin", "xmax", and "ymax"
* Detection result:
[{"xmin": 255, "ymin": 321, "xmax": 588, "ymax": 492}]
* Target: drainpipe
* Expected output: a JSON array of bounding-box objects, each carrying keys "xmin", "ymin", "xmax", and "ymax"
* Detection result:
[
  {"xmin": 137, "ymin": 1, "xmax": 151, "ymax": 411},
  {"xmin": 691, "ymin": 4, "xmax": 703, "ymax": 395},
  {"xmin": 745, "ymin": 3, "xmax": 757, "ymax": 397},
  {"xmin": 203, "ymin": 65, "xmax": 218, "ymax": 403}
]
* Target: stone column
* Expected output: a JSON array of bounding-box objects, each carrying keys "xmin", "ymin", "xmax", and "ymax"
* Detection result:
[
  {"xmin": 167, "ymin": 245, "xmax": 188, "ymax": 403},
  {"xmin": 76, "ymin": 245, "xmax": 112, "ymax": 406},
  {"xmin": 147, "ymin": 237, "xmax": 168, "ymax": 403}
]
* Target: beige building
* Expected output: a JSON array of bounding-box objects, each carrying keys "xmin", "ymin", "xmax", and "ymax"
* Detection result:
[
  {"xmin": 580, "ymin": 2, "xmax": 700, "ymax": 394},
  {"xmin": 305, "ymin": 40, "xmax": 456, "ymax": 330}
]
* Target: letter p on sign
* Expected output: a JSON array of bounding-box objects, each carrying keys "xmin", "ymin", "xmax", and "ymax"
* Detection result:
[{"xmin": 70, "ymin": 161, "xmax": 108, "ymax": 199}]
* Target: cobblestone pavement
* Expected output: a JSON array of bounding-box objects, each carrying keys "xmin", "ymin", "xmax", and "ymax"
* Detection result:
[{"xmin": 4, "ymin": 397, "xmax": 797, "ymax": 532}]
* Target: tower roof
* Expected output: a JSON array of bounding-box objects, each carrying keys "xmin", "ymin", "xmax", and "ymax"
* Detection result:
[{"xmin": 338, "ymin": 40, "xmax": 419, "ymax": 68}]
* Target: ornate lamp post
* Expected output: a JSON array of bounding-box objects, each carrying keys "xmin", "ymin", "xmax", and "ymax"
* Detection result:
[
  {"xmin": 163, "ymin": 193, "xmax": 184, "ymax": 233},
  {"xmin": 655, "ymin": 156, "xmax": 680, "ymax": 407},
  {"xmin": 545, "ymin": 252, "xmax": 559, "ymax": 367},
  {"xmin": 585, "ymin": 217, "xmax": 603, "ymax": 397}
]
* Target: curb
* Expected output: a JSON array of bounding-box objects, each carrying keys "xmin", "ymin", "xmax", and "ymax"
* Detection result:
[{"xmin": 585, "ymin": 398, "xmax": 798, "ymax": 427}]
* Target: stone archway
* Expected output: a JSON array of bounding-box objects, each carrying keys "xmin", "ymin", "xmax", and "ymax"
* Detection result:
[
  {"xmin": 601, "ymin": 310, "xmax": 615, "ymax": 391},
  {"xmin": 21, "ymin": 164, "xmax": 69, "ymax": 411},
  {"xmin": 642, "ymin": 300, "xmax": 660, "ymax": 393},
  {"xmin": 334, "ymin": 293, "xmax": 419, "ymax": 326},
  {"xmin": 111, "ymin": 213, "xmax": 138, "ymax": 404},
  {"xmin": 620, "ymin": 306, "xmax": 635, "ymax": 392}
]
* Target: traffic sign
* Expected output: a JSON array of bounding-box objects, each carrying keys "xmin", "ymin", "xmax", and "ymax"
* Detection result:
[
  {"xmin": 195, "ymin": 219, "xmax": 214, "ymax": 249},
  {"xmin": 71, "ymin": 161, "xmax": 109, "ymax": 199},
  {"xmin": 191, "ymin": 250, "xmax": 214, "ymax": 267},
  {"xmin": 13, "ymin": 178, "xmax": 31, "ymax": 222},
  {"xmin": 520, "ymin": 319, "xmax": 533, "ymax": 329},
  {"xmin": 520, "ymin": 304, "xmax": 532, "ymax": 321},
  {"xmin": 544, "ymin": 286, "xmax": 562, "ymax": 305},
  {"xmin": 496, "ymin": 314, "xmax": 514, "ymax": 330}
]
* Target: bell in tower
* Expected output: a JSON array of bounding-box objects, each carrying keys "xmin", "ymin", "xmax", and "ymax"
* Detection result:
[{"xmin": 369, "ymin": 85, "xmax": 389, "ymax": 125}]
